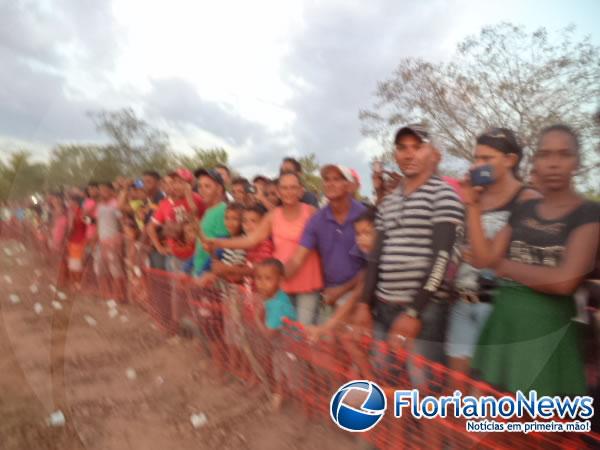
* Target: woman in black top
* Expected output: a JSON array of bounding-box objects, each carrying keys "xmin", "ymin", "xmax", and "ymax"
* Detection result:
[{"xmin": 465, "ymin": 124, "xmax": 600, "ymax": 396}]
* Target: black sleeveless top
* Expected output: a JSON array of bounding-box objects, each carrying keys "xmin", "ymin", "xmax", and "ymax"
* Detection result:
[{"xmin": 507, "ymin": 199, "xmax": 600, "ymax": 267}]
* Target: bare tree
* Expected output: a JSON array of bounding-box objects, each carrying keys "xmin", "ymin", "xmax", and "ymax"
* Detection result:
[
  {"xmin": 360, "ymin": 23, "xmax": 600, "ymax": 188},
  {"xmin": 88, "ymin": 107, "xmax": 173, "ymax": 174}
]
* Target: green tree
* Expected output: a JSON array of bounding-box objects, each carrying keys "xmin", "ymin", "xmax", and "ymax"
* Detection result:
[
  {"xmin": 176, "ymin": 147, "xmax": 229, "ymax": 170},
  {"xmin": 0, "ymin": 151, "xmax": 47, "ymax": 201},
  {"xmin": 45, "ymin": 144, "xmax": 121, "ymax": 190},
  {"xmin": 89, "ymin": 107, "xmax": 174, "ymax": 175},
  {"xmin": 360, "ymin": 23, "xmax": 600, "ymax": 189},
  {"xmin": 298, "ymin": 153, "xmax": 322, "ymax": 194}
]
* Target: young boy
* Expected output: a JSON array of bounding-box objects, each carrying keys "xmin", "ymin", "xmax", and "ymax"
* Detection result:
[
  {"xmin": 66, "ymin": 194, "xmax": 87, "ymax": 290},
  {"xmin": 243, "ymin": 205, "xmax": 274, "ymax": 290},
  {"xmin": 212, "ymin": 203, "xmax": 249, "ymax": 375},
  {"xmin": 95, "ymin": 182, "xmax": 126, "ymax": 303},
  {"xmin": 253, "ymin": 258, "xmax": 297, "ymax": 410}
]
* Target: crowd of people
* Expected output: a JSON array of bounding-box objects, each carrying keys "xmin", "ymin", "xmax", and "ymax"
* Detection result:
[{"xmin": 1, "ymin": 123, "xmax": 599, "ymax": 414}]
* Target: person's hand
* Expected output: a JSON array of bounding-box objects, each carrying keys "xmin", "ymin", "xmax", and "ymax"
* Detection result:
[
  {"xmin": 203, "ymin": 239, "xmax": 216, "ymax": 254},
  {"xmin": 388, "ymin": 313, "xmax": 422, "ymax": 352},
  {"xmin": 462, "ymin": 246, "xmax": 473, "ymax": 265},
  {"xmin": 115, "ymin": 176, "xmax": 128, "ymax": 190},
  {"xmin": 195, "ymin": 272, "xmax": 216, "ymax": 288},
  {"xmin": 211, "ymin": 259, "xmax": 227, "ymax": 276},
  {"xmin": 353, "ymin": 303, "xmax": 373, "ymax": 335},
  {"xmin": 460, "ymin": 175, "xmax": 483, "ymax": 206},
  {"xmin": 384, "ymin": 172, "xmax": 403, "ymax": 194},
  {"xmin": 322, "ymin": 286, "xmax": 344, "ymax": 306},
  {"xmin": 372, "ymin": 171, "xmax": 384, "ymax": 192},
  {"xmin": 157, "ymin": 244, "xmax": 171, "ymax": 256},
  {"xmin": 305, "ymin": 325, "xmax": 324, "ymax": 344}
]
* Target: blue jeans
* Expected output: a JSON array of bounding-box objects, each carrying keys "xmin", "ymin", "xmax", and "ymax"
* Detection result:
[
  {"xmin": 445, "ymin": 300, "xmax": 493, "ymax": 359},
  {"xmin": 372, "ymin": 300, "xmax": 449, "ymax": 388}
]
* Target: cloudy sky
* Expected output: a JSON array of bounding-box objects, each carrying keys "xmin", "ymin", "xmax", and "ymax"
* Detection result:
[{"xmin": 2, "ymin": 0, "xmax": 599, "ymax": 193}]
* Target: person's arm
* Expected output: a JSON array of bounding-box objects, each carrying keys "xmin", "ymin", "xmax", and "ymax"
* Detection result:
[
  {"xmin": 117, "ymin": 184, "xmax": 134, "ymax": 214},
  {"xmin": 258, "ymin": 322, "xmax": 278, "ymax": 338},
  {"xmin": 284, "ymin": 247, "xmax": 311, "ymax": 279},
  {"xmin": 183, "ymin": 184, "xmax": 198, "ymax": 217},
  {"xmin": 410, "ymin": 221, "xmax": 459, "ymax": 315},
  {"xmin": 461, "ymin": 179, "xmax": 512, "ymax": 269},
  {"xmin": 322, "ymin": 276, "xmax": 359, "ymax": 305},
  {"xmin": 212, "ymin": 213, "xmax": 273, "ymax": 250},
  {"xmin": 146, "ymin": 221, "xmax": 169, "ymax": 255},
  {"xmin": 286, "ymin": 212, "xmax": 318, "ymax": 278},
  {"xmin": 310, "ymin": 271, "xmax": 365, "ymax": 341},
  {"xmin": 497, "ymin": 223, "xmax": 599, "ymax": 296},
  {"xmin": 466, "ymin": 204, "xmax": 513, "ymax": 269},
  {"xmin": 212, "ymin": 260, "xmax": 253, "ymax": 278}
]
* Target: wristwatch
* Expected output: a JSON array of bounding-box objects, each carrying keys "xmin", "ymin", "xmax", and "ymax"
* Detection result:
[{"xmin": 405, "ymin": 307, "xmax": 419, "ymax": 319}]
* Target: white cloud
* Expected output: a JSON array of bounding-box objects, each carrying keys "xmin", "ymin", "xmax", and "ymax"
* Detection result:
[{"xmin": 1, "ymin": 0, "xmax": 598, "ymax": 195}]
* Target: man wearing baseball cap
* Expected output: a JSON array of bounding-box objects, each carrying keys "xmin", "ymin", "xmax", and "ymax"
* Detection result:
[
  {"xmin": 192, "ymin": 168, "xmax": 229, "ymax": 277},
  {"xmin": 285, "ymin": 164, "xmax": 367, "ymax": 324},
  {"xmin": 356, "ymin": 123, "xmax": 465, "ymax": 376}
]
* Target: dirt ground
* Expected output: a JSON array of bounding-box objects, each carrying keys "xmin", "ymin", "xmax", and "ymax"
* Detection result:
[{"xmin": 0, "ymin": 239, "xmax": 363, "ymax": 450}]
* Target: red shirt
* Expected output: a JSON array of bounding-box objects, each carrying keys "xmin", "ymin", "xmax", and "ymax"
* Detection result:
[
  {"xmin": 246, "ymin": 239, "xmax": 275, "ymax": 292},
  {"xmin": 68, "ymin": 207, "xmax": 87, "ymax": 244},
  {"xmin": 152, "ymin": 193, "xmax": 206, "ymax": 225},
  {"xmin": 246, "ymin": 239, "xmax": 274, "ymax": 265},
  {"xmin": 171, "ymin": 239, "xmax": 196, "ymax": 260}
]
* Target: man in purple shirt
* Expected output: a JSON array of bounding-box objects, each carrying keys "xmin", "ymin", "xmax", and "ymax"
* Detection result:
[{"xmin": 285, "ymin": 164, "xmax": 366, "ymax": 323}]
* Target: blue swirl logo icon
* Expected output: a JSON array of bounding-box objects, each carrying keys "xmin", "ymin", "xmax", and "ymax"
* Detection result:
[{"xmin": 330, "ymin": 380, "xmax": 387, "ymax": 432}]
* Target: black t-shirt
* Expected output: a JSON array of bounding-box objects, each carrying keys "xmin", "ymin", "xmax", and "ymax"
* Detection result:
[{"xmin": 507, "ymin": 199, "xmax": 599, "ymax": 268}]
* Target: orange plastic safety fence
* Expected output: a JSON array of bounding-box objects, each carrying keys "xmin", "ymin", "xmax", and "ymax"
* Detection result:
[{"xmin": 3, "ymin": 228, "xmax": 600, "ymax": 450}]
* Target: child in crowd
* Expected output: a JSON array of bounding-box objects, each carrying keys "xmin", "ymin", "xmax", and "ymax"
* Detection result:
[
  {"xmin": 95, "ymin": 182, "xmax": 127, "ymax": 303},
  {"xmin": 253, "ymin": 259, "xmax": 298, "ymax": 411},
  {"xmin": 307, "ymin": 207, "xmax": 378, "ymax": 380},
  {"xmin": 122, "ymin": 213, "xmax": 145, "ymax": 302},
  {"xmin": 49, "ymin": 192, "xmax": 69, "ymax": 287},
  {"xmin": 66, "ymin": 194, "xmax": 87, "ymax": 290},
  {"xmin": 243, "ymin": 205, "xmax": 274, "ymax": 289},
  {"xmin": 212, "ymin": 203, "xmax": 249, "ymax": 375}
]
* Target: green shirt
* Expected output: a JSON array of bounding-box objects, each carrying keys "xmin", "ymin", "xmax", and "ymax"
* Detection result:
[
  {"xmin": 265, "ymin": 291, "xmax": 297, "ymax": 329},
  {"xmin": 193, "ymin": 202, "xmax": 228, "ymax": 275}
]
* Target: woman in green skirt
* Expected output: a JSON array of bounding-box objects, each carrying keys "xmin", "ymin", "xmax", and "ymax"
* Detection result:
[{"xmin": 463, "ymin": 124, "xmax": 600, "ymax": 396}]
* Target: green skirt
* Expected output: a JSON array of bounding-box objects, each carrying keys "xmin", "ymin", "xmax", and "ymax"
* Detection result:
[{"xmin": 472, "ymin": 281, "xmax": 586, "ymax": 397}]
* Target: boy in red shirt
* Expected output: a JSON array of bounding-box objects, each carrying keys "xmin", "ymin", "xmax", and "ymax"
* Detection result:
[
  {"xmin": 66, "ymin": 194, "xmax": 87, "ymax": 290},
  {"xmin": 148, "ymin": 168, "xmax": 206, "ymax": 272}
]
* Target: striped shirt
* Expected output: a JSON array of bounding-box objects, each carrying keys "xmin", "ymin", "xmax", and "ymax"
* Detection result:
[
  {"xmin": 376, "ymin": 176, "xmax": 464, "ymax": 304},
  {"xmin": 220, "ymin": 248, "xmax": 247, "ymax": 267}
]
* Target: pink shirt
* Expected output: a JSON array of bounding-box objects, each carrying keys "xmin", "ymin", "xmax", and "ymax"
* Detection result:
[
  {"xmin": 51, "ymin": 214, "xmax": 68, "ymax": 251},
  {"xmin": 272, "ymin": 204, "xmax": 323, "ymax": 294}
]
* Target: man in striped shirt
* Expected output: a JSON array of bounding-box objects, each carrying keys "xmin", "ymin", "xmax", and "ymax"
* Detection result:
[{"xmin": 358, "ymin": 124, "xmax": 464, "ymax": 367}]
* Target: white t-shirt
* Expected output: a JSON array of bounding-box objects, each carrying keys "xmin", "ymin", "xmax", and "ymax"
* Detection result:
[{"xmin": 96, "ymin": 198, "xmax": 122, "ymax": 242}]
